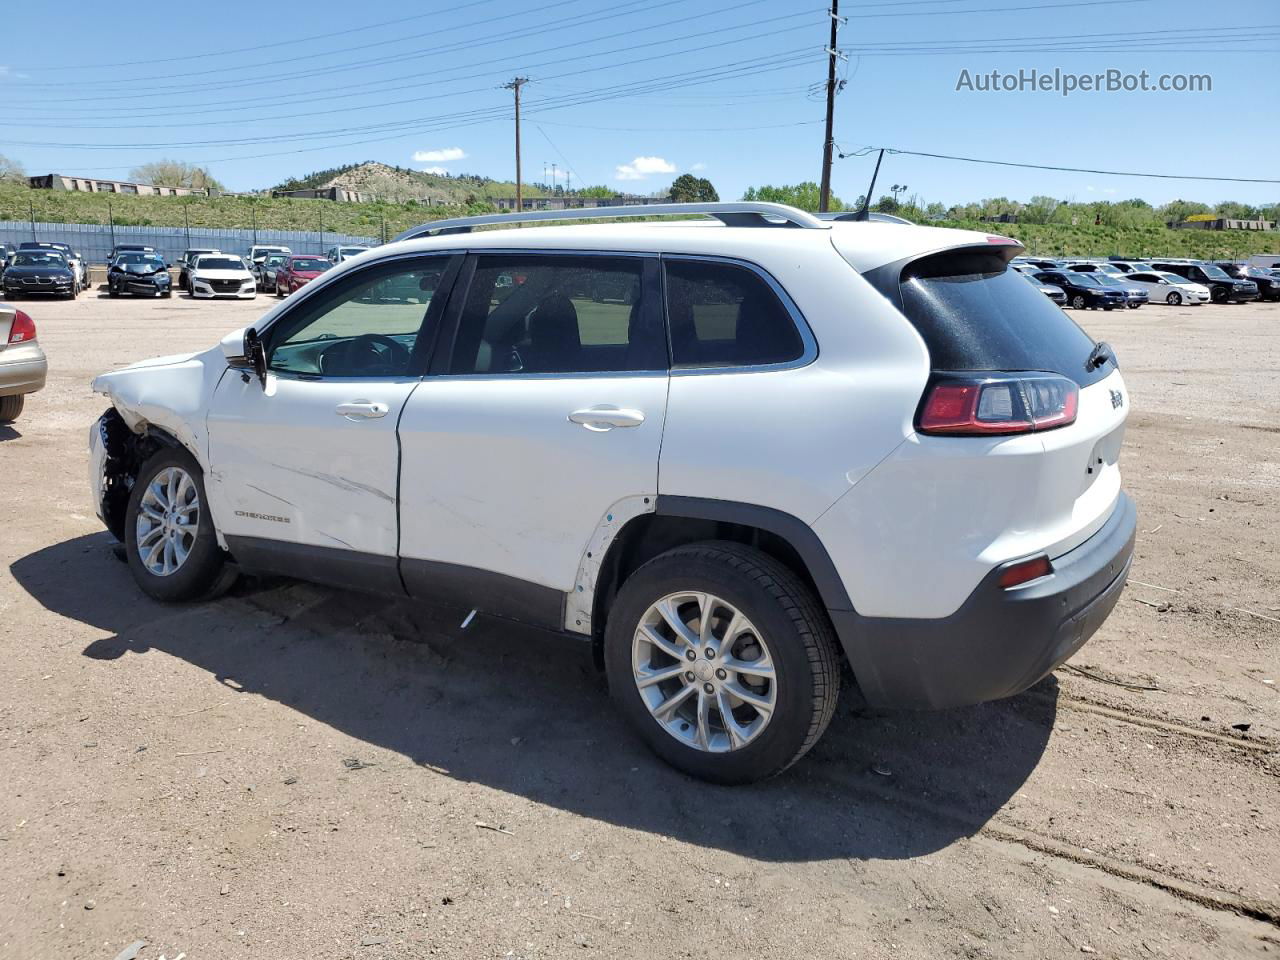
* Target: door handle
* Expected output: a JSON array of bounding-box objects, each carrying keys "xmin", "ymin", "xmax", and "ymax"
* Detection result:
[
  {"xmin": 568, "ymin": 406, "xmax": 645, "ymax": 431},
  {"xmin": 335, "ymin": 400, "xmax": 389, "ymax": 420}
]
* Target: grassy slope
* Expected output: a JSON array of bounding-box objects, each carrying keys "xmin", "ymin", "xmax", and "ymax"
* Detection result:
[{"xmin": 3, "ymin": 183, "xmax": 1277, "ymax": 258}]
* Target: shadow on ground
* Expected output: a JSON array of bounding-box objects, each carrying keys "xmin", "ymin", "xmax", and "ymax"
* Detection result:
[
  {"xmin": 0, "ymin": 424, "xmax": 20, "ymax": 441},
  {"xmin": 12, "ymin": 532, "xmax": 1058, "ymax": 863}
]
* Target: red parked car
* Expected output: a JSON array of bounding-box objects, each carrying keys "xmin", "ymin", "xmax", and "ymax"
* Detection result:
[{"xmin": 275, "ymin": 255, "xmax": 332, "ymax": 296}]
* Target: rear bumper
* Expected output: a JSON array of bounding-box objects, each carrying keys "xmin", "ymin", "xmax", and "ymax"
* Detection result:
[
  {"xmin": 0, "ymin": 351, "xmax": 48, "ymax": 396},
  {"xmin": 832, "ymin": 492, "xmax": 1136, "ymax": 710}
]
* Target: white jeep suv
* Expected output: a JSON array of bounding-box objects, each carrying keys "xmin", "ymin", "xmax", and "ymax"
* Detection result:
[{"xmin": 88, "ymin": 203, "xmax": 1135, "ymax": 784}]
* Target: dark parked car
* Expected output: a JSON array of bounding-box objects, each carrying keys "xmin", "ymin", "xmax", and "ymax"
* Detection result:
[
  {"xmin": 108, "ymin": 244, "xmax": 156, "ymax": 264},
  {"xmin": 1150, "ymin": 261, "xmax": 1258, "ymax": 303},
  {"xmin": 1034, "ymin": 270, "xmax": 1126, "ymax": 310},
  {"xmin": 255, "ymin": 251, "xmax": 290, "ymax": 292},
  {"xmin": 1089, "ymin": 272, "xmax": 1149, "ymax": 309},
  {"xmin": 108, "ymin": 252, "xmax": 173, "ymax": 298},
  {"xmin": 1013, "ymin": 267, "xmax": 1067, "ymax": 304},
  {"xmin": 1, "ymin": 250, "xmax": 77, "ymax": 299},
  {"xmin": 1212, "ymin": 262, "xmax": 1280, "ymax": 302}
]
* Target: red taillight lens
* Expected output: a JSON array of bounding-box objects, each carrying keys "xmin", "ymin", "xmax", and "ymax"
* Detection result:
[
  {"xmin": 8, "ymin": 309, "xmax": 36, "ymax": 344},
  {"xmin": 919, "ymin": 373, "xmax": 1078, "ymax": 436},
  {"xmin": 998, "ymin": 555, "xmax": 1052, "ymax": 589}
]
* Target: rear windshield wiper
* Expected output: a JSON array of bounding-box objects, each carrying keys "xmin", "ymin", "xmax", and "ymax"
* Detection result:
[{"xmin": 1086, "ymin": 340, "xmax": 1116, "ymax": 371}]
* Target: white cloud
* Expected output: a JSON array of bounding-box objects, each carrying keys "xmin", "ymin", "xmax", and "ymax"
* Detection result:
[
  {"xmin": 418, "ymin": 166, "xmax": 449, "ymax": 176},
  {"xmin": 690, "ymin": 162, "xmax": 707, "ymax": 172},
  {"xmin": 614, "ymin": 156, "xmax": 677, "ymax": 181},
  {"xmin": 412, "ymin": 147, "xmax": 467, "ymax": 163}
]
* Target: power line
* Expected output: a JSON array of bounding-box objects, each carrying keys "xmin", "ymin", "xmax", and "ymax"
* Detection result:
[
  {"xmin": 6, "ymin": 0, "xmax": 587, "ymax": 72},
  {"xmin": 838, "ymin": 146, "xmax": 1280, "ymax": 184}
]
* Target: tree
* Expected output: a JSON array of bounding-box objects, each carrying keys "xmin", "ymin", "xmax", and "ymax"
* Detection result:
[
  {"xmin": 669, "ymin": 173, "xmax": 719, "ymax": 203},
  {"xmin": 578, "ymin": 184, "xmax": 615, "ymax": 198},
  {"xmin": 128, "ymin": 160, "xmax": 225, "ymax": 192},
  {"xmin": 0, "ymin": 154, "xmax": 25, "ymax": 184},
  {"xmin": 741, "ymin": 182, "xmax": 844, "ymax": 212}
]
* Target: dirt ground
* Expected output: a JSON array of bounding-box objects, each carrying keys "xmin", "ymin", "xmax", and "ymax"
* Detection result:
[{"xmin": 1, "ymin": 289, "xmax": 1277, "ymax": 960}]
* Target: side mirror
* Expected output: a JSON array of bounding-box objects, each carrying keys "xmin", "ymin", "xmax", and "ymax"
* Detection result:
[{"xmin": 221, "ymin": 326, "xmax": 267, "ymax": 386}]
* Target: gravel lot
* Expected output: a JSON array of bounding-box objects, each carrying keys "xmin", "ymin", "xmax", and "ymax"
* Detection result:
[{"xmin": 1, "ymin": 289, "xmax": 1277, "ymax": 959}]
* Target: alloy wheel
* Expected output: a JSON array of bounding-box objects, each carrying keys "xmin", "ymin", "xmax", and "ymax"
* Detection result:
[
  {"xmin": 632, "ymin": 591, "xmax": 777, "ymax": 753},
  {"xmin": 135, "ymin": 466, "xmax": 200, "ymax": 576}
]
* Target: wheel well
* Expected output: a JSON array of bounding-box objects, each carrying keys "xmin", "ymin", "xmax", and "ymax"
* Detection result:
[
  {"xmin": 590, "ymin": 513, "xmax": 829, "ymax": 661},
  {"xmin": 97, "ymin": 408, "xmax": 186, "ymax": 541}
]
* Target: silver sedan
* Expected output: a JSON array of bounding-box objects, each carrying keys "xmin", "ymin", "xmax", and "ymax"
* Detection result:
[{"xmin": 0, "ymin": 301, "xmax": 48, "ymax": 422}]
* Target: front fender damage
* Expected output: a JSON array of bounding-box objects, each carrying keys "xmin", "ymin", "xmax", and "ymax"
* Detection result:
[{"xmin": 90, "ymin": 346, "xmax": 229, "ymax": 542}]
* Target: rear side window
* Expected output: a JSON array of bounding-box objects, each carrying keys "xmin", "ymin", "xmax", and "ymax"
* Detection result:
[
  {"xmin": 449, "ymin": 255, "xmax": 665, "ymax": 375},
  {"xmin": 898, "ymin": 249, "xmax": 1111, "ymax": 387},
  {"xmin": 664, "ymin": 259, "xmax": 804, "ymax": 368}
]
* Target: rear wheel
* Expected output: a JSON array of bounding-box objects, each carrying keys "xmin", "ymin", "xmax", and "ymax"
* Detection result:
[
  {"xmin": 0, "ymin": 394, "xmax": 24, "ymax": 422},
  {"xmin": 604, "ymin": 541, "xmax": 840, "ymax": 784},
  {"xmin": 124, "ymin": 448, "xmax": 234, "ymax": 602}
]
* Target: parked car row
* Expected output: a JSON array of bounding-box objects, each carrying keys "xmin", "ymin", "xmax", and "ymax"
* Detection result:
[{"xmin": 1010, "ymin": 255, "xmax": 1278, "ymax": 309}]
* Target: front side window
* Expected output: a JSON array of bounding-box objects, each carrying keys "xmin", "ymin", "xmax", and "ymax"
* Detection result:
[
  {"xmin": 664, "ymin": 259, "xmax": 804, "ymax": 368},
  {"xmin": 267, "ymin": 257, "xmax": 452, "ymax": 378},
  {"xmin": 449, "ymin": 255, "xmax": 664, "ymax": 375}
]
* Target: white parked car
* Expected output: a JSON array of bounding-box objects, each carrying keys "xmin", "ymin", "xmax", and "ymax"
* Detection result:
[
  {"xmin": 326, "ymin": 244, "xmax": 372, "ymax": 264},
  {"xmin": 187, "ymin": 254, "xmax": 257, "ymax": 300},
  {"xmin": 87, "ymin": 203, "xmax": 1135, "ymax": 784},
  {"xmin": 1119, "ymin": 270, "xmax": 1210, "ymax": 305}
]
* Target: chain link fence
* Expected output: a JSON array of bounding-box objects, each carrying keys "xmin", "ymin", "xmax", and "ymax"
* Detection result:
[{"xmin": 0, "ymin": 221, "xmax": 379, "ymax": 265}]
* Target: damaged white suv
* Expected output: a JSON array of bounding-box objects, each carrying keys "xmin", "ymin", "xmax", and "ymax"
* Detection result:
[{"xmin": 88, "ymin": 203, "xmax": 1135, "ymax": 784}]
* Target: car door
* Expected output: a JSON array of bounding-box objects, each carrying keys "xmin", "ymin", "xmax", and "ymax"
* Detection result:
[
  {"xmin": 204, "ymin": 252, "xmax": 461, "ymax": 593},
  {"xmin": 396, "ymin": 252, "xmax": 669, "ymax": 628}
]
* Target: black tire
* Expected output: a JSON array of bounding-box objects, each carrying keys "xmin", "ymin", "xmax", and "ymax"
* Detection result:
[
  {"xmin": 108, "ymin": 284, "xmax": 118, "ymax": 297},
  {"xmin": 604, "ymin": 541, "xmax": 841, "ymax": 784},
  {"xmin": 1211, "ymin": 286, "xmax": 1228, "ymax": 304},
  {"xmin": 1167, "ymin": 291, "xmax": 1182, "ymax": 306},
  {"xmin": 162, "ymin": 290, "xmax": 172, "ymax": 298},
  {"xmin": 0, "ymin": 394, "xmax": 24, "ymax": 422},
  {"xmin": 124, "ymin": 447, "xmax": 233, "ymax": 602}
]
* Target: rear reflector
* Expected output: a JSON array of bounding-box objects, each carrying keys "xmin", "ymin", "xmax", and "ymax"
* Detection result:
[
  {"xmin": 998, "ymin": 555, "xmax": 1052, "ymax": 589},
  {"xmin": 8, "ymin": 310, "xmax": 35, "ymax": 344},
  {"xmin": 919, "ymin": 373, "xmax": 1078, "ymax": 436}
]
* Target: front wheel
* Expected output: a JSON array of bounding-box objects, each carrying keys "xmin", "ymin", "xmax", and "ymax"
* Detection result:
[
  {"xmin": 1211, "ymin": 287, "xmax": 1228, "ymax": 304},
  {"xmin": 1071, "ymin": 294, "xmax": 1086, "ymax": 310},
  {"xmin": 1167, "ymin": 291, "xmax": 1182, "ymax": 306},
  {"xmin": 604, "ymin": 541, "xmax": 840, "ymax": 784},
  {"xmin": 124, "ymin": 448, "xmax": 235, "ymax": 602}
]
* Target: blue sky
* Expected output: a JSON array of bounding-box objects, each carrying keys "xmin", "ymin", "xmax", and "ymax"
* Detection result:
[{"xmin": 1, "ymin": 0, "xmax": 1276, "ymax": 207}]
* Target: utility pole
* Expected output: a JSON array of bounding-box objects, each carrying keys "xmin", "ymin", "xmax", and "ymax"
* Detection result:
[
  {"xmin": 29, "ymin": 198, "xmax": 37, "ymax": 241},
  {"xmin": 550, "ymin": 162, "xmax": 558, "ymax": 194},
  {"xmin": 503, "ymin": 77, "xmax": 530, "ymax": 210},
  {"xmin": 818, "ymin": 1, "xmax": 844, "ymax": 212}
]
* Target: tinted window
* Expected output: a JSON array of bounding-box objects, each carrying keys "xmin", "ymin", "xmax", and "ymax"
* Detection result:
[
  {"xmin": 664, "ymin": 259, "xmax": 803, "ymax": 368},
  {"xmin": 268, "ymin": 257, "xmax": 452, "ymax": 378},
  {"xmin": 449, "ymin": 255, "xmax": 664, "ymax": 375},
  {"xmin": 899, "ymin": 252, "xmax": 1110, "ymax": 387}
]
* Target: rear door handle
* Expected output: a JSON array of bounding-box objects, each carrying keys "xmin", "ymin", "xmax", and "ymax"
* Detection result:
[
  {"xmin": 335, "ymin": 401, "xmax": 389, "ymax": 420},
  {"xmin": 568, "ymin": 406, "xmax": 645, "ymax": 431}
]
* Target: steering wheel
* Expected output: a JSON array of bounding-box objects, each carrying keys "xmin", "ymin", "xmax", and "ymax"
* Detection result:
[{"xmin": 319, "ymin": 333, "xmax": 411, "ymax": 376}]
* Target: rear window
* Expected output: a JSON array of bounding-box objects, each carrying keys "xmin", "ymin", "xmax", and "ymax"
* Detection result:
[{"xmin": 898, "ymin": 249, "xmax": 1111, "ymax": 387}]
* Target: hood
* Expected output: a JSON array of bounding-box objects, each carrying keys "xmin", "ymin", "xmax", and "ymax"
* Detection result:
[
  {"xmin": 192, "ymin": 269, "xmax": 253, "ymax": 281},
  {"xmin": 5, "ymin": 264, "xmax": 73, "ymax": 277},
  {"xmin": 117, "ymin": 263, "xmax": 169, "ymax": 276}
]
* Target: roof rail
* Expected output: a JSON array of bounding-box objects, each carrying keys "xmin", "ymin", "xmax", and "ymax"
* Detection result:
[{"xmin": 392, "ymin": 202, "xmax": 828, "ymax": 242}]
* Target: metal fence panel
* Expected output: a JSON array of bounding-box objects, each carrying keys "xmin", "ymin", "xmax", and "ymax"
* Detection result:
[{"xmin": 0, "ymin": 221, "xmax": 379, "ymax": 265}]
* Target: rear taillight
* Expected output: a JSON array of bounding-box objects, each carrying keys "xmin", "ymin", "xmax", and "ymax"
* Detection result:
[
  {"xmin": 8, "ymin": 309, "xmax": 35, "ymax": 344},
  {"xmin": 918, "ymin": 373, "xmax": 1078, "ymax": 436}
]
